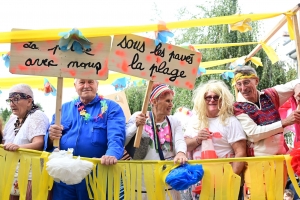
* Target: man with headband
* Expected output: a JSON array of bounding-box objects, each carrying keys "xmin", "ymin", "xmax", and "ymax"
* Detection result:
[
  {"xmin": 233, "ymin": 65, "xmax": 300, "ymax": 156},
  {"xmin": 233, "ymin": 65, "xmax": 300, "ymax": 195}
]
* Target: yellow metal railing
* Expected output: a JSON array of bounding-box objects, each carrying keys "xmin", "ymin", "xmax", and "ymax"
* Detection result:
[{"xmin": 0, "ymin": 146, "xmax": 296, "ymax": 200}]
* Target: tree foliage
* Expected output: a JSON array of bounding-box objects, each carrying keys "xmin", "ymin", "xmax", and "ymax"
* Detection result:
[
  {"xmin": 170, "ymin": 0, "xmax": 263, "ymax": 109},
  {"xmin": 0, "ymin": 108, "xmax": 12, "ymax": 123},
  {"xmin": 257, "ymin": 60, "xmax": 286, "ymax": 90},
  {"xmin": 285, "ymin": 64, "xmax": 298, "ymax": 82},
  {"xmin": 125, "ymin": 0, "xmax": 297, "ymax": 113},
  {"xmin": 125, "ymin": 85, "xmax": 147, "ymax": 114},
  {"xmin": 172, "ymin": 0, "xmax": 295, "ymax": 110},
  {"xmin": 35, "ymin": 102, "xmax": 44, "ymax": 112}
]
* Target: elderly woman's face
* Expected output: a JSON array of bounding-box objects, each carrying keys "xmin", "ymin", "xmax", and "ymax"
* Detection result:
[
  {"xmin": 205, "ymin": 91, "xmax": 221, "ymax": 118},
  {"xmin": 153, "ymin": 93, "xmax": 174, "ymax": 116},
  {"xmin": 7, "ymin": 92, "xmax": 32, "ymax": 118}
]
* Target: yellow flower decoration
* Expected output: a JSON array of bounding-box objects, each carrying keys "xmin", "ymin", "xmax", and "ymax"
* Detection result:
[
  {"xmin": 80, "ymin": 109, "xmax": 86, "ymax": 116},
  {"xmin": 229, "ymin": 18, "xmax": 252, "ymax": 33}
]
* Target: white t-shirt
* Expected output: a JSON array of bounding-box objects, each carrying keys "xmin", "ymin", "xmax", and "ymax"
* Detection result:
[
  {"xmin": 184, "ymin": 115, "xmax": 246, "ymax": 159},
  {"xmin": 3, "ymin": 110, "xmax": 49, "ymax": 145}
]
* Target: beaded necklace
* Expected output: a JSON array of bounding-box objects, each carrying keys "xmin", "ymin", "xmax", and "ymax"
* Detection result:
[{"xmin": 75, "ymin": 95, "xmax": 108, "ymax": 121}]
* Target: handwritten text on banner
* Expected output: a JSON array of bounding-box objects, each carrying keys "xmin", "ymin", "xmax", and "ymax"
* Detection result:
[
  {"xmin": 10, "ymin": 37, "xmax": 111, "ymax": 80},
  {"xmin": 109, "ymin": 34, "xmax": 202, "ymax": 89}
]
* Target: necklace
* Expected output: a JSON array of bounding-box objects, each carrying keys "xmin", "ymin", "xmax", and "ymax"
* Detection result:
[
  {"xmin": 14, "ymin": 115, "xmax": 28, "ymax": 136},
  {"xmin": 13, "ymin": 104, "xmax": 40, "ymax": 136},
  {"xmin": 75, "ymin": 95, "xmax": 108, "ymax": 121}
]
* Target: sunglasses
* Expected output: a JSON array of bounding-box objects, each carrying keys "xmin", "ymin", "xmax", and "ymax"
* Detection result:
[{"xmin": 204, "ymin": 95, "xmax": 220, "ymax": 101}]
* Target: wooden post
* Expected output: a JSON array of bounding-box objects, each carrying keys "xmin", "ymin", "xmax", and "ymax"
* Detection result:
[
  {"xmin": 246, "ymin": 4, "xmax": 300, "ymax": 59},
  {"xmin": 292, "ymin": 13, "xmax": 300, "ymax": 78},
  {"xmin": 53, "ymin": 77, "xmax": 63, "ymax": 148},
  {"xmin": 133, "ymin": 81, "xmax": 154, "ymax": 147}
]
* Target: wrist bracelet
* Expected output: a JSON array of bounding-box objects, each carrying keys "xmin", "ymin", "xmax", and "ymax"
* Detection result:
[{"xmin": 196, "ymin": 137, "xmax": 201, "ymax": 145}]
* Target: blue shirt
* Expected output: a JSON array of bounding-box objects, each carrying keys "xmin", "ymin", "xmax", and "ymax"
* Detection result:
[{"xmin": 44, "ymin": 95, "xmax": 126, "ymax": 159}]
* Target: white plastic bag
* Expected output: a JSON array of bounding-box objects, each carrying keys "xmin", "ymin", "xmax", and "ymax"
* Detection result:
[{"xmin": 46, "ymin": 148, "xmax": 93, "ymax": 185}]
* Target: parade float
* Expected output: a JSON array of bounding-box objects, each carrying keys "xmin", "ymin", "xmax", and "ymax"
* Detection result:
[{"xmin": 1, "ymin": 3, "xmax": 300, "ymax": 200}]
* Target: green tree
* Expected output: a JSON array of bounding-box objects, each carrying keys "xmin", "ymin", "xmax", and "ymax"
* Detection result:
[
  {"xmin": 35, "ymin": 102, "xmax": 44, "ymax": 112},
  {"xmin": 172, "ymin": 0, "xmax": 265, "ymax": 109},
  {"xmin": 125, "ymin": 85, "xmax": 147, "ymax": 114},
  {"xmin": 172, "ymin": 0, "xmax": 295, "ymax": 109},
  {"xmin": 285, "ymin": 63, "xmax": 298, "ymax": 82},
  {"xmin": 257, "ymin": 60, "xmax": 287, "ymax": 90},
  {"xmin": 0, "ymin": 108, "xmax": 12, "ymax": 122},
  {"xmin": 125, "ymin": 0, "xmax": 296, "ymax": 113}
]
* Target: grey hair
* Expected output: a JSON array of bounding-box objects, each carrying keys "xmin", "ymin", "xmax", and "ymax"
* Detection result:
[
  {"xmin": 9, "ymin": 84, "xmax": 34, "ymax": 99},
  {"xmin": 74, "ymin": 79, "xmax": 99, "ymax": 84},
  {"xmin": 234, "ymin": 65, "xmax": 257, "ymax": 76}
]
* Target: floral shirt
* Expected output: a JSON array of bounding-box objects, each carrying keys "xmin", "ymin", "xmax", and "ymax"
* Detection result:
[
  {"xmin": 144, "ymin": 118, "xmax": 173, "ymax": 153},
  {"xmin": 125, "ymin": 112, "xmax": 187, "ymax": 161}
]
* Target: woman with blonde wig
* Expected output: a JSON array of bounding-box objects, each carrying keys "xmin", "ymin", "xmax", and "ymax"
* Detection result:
[
  {"xmin": 184, "ymin": 80, "xmax": 247, "ymax": 199},
  {"xmin": 185, "ymin": 80, "xmax": 246, "ymax": 173}
]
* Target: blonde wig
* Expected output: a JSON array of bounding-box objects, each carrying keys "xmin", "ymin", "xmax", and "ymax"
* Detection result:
[{"xmin": 193, "ymin": 80, "xmax": 234, "ymax": 130}]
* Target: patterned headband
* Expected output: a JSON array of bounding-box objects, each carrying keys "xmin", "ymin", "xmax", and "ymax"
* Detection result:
[
  {"xmin": 232, "ymin": 73, "xmax": 258, "ymax": 86},
  {"xmin": 149, "ymin": 84, "xmax": 170, "ymax": 101},
  {"xmin": 9, "ymin": 92, "xmax": 32, "ymax": 100}
]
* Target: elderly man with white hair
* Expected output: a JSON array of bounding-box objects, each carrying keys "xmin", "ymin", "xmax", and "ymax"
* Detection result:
[
  {"xmin": 2, "ymin": 83, "xmax": 49, "ymax": 200},
  {"xmin": 44, "ymin": 79, "xmax": 126, "ymax": 200}
]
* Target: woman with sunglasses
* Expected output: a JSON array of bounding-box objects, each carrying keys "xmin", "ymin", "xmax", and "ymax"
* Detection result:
[
  {"xmin": 2, "ymin": 84, "xmax": 49, "ymax": 200},
  {"xmin": 184, "ymin": 80, "xmax": 247, "ymax": 200}
]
